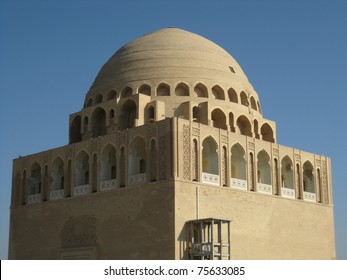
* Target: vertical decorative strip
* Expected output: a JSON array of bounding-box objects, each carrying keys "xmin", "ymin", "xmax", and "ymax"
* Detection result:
[
  {"xmin": 222, "ymin": 146, "xmax": 227, "ymax": 186},
  {"xmin": 183, "ymin": 125, "xmax": 190, "ymax": 180},
  {"xmin": 249, "ymin": 153, "xmax": 254, "ymax": 191},
  {"xmin": 192, "ymin": 139, "xmax": 198, "ymax": 181}
]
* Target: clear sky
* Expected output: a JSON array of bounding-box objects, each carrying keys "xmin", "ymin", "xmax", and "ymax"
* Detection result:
[{"xmin": 0, "ymin": 0, "xmax": 346, "ymax": 260}]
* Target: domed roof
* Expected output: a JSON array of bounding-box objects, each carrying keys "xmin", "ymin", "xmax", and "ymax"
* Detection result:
[{"xmin": 87, "ymin": 27, "xmax": 253, "ymax": 96}]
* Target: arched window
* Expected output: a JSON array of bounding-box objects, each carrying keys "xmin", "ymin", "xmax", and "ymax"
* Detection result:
[
  {"xmin": 150, "ymin": 139, "xmax": 157, "ymax": 182},
  {"xmin": 212, "ymin": 85, "xmax": 225, "ymax": 100},
  {"xmin": 86, "ymin": 98, "xmax": 93, "ymax": 107},
  {"xmin": 119, "ymin": 100, "xmax": 137, "ymax": 130},
  {"xmin": 303, "ymin": 161, "xmax": 315, "ymax": 194},
  {"xmin": 106, "ymin": 90, "xmax": 117, "ymax": 101},
  {"xmin": 83, "ymin": 116, "xmax": 89, "ymax": 133},
  {"xmin": 29, "ymin": 163, "xmax": 41, "ymax": 195},
  {"xmin": 128, "ymin": 137, "xmax": 147, "ymax": 185},
  {"xmin": 74, "ymin": 151, "xmax": 89, "ymax": 187},
  {"xmin": 148, "ymin": 106, "xmax": 155, "ymax": 122},
  {"xmin": 50, "ymin": 157, "xmax": 64, "ymax": 192},
  {"xmin": 228, "ymin": 88, "xmax": 238, "ymax": 103},
  {"xmin": 261, "ymin": 123, "xmax": 274, "ymax": 143},
  {"xmin": 257, "ymin": 150, "xmax": 272, "ymax": 193},
  {"xmin": 121, "ymin": 87, "xmax": 133, "ymax": 98},
  {"xmin": 254, "ymin": 119, "xmax": 259, "ymax": 139},
  {"xmin": 281, "ymin": 156, "xmax": 294, "ymax": 189},
  {"xmin": 157, "ymin": 83, "xmax": 170, "ymax": 96},
  {"xmin": 193, "ymin": 106, "xmax": 201, "ymax": 123},
  {"xmin": 194, "ymin": 83, "xmax": 208, "ymax": 98},
  {"xmin": 100, "ymin": 144, "xmax": 117, "ymax": 183},
  {"xmin": 250, "ymin": 97, "xmax": 257, "ymax": 111},
  {"xmin": 202, "ymin": 137, "xmax": 219, "ymax": 185},
  {"xmin": 70, "ymin": 115, "xmax": 82, "ymax": 144},
  {"xmin": 211, "ymin": 108, "xmax": 227, "ymax": 130},
  {"xmin": 240, "ymin": 91, "xmax": 248, "ymax": 106},
  {"xmin": 94, "ymin": 94, "xmax": 103, "ymax": 104},
  {"xmin": 91, "ymin": 107, "xmax": 107, "ymax": 137},
  {"xmin": 257, "ymin": 101, "xmax": 262, "ymax": 114},
  {"xmin": 229, "ymin": 112, "xmax": 235, "ymax": 132},
  {"xmin": 175, "ymin": 83, "xmax": 189, "ymax": 96},
  {"xmin": 236, "ymin": 115, "xmax": 252, "ymax": 137},
  {"xmin": 230, "ymin": 143, "xmax": 247, "ymax": 190},
  {"xmin": 139, "ymin": 84, "xmax": 151, "ymax": 96}
]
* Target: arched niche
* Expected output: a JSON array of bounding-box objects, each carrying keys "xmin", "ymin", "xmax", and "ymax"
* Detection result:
[
  {"xmin": 175, "ymin": 83, "xmax": 189, "ymax": 96},
  {"xmin": 100, "ymin": 144, "xmax": 117, "ymax": 181},
  {"xmin": 202, "ymin": 137, "xmax": 219, "ymax": 175},
  {"xmin": 70, "ymin": 115, "xmax": 82, "ymax": 144},
  {"xmin": 303, "ymin": 161, "xmax": 315, "ymax": 193},
  {"xmin": 281, "ymin": 156, "xmax": 294, "ymax": 189},
  {"xmin": 119, "ymin": 100, "xmax": 137, "ymax": 130},
  {"xmin": 91, "ymin": 107, "xmax": 107, "ymax": 138},
  {"xmin": 157, "ymin": 83, "xmax": 170, "ymax": 96},
  {"xmin": 261, "ymin": 123, "xmax": 274, "ymax": 143},
  {"xmin": 236, "ymin": 115, "xmax": 252, "ymax": 137},
  {"xmin": 129, "ymin": 136, "xmax": 147, "ymax": 176},
  {"xmin": 230, "ymin": 143, "xmax": 247, "ymax": 180},
  {"xmin": 194, "ymin": 83, "xmax": 208, "ymax": 98},
  {"xmin": 211, "ymin": 108, "xmax": 227, "ymax": 130},
  {"xmin": 228, "ymin": 88, "xmax": 238, "ymax": 103},
  {"xmin": 74, "ymin": 151, "xmax": 89, "ymax": 187},
  {"xmin": 51, "ymin": 157, "xmax": 64, "ymax": 191},
  {"xmin": 212, "ymin": 85, "xmax": 225, "ymax": 100},
  {"xmin": 139, "ymin": 84, "xmax": 151, "ymax": 96},
  {"xmin": 257, "ymin": 150, "xmax": 271, "ymax": 185}
]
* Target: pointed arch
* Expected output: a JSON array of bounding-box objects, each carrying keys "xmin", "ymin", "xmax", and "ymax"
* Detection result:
[
  {"xmin": 281, "ymin": 156, "xmax": 294, "ymax": 189},
  {"xmin": 51, "ymin": 157, "xmax": 64, "ymax": 191},
  {"xmin": 254, "ymin": 119, "xmax": 259, "ymax": 139},
  {"xmin": 194, "ymin": 83, "xmax": 208, "ymax": 98},
  {"xmin": 100, "ymin": 144, "xmax": 116, "ymax": 182},
  {"xmin": 106, "ymin": 90, "xmax": 117, "ymax": 101},
  {"xmin": 212, "ymin": 85, "xmax": 225, "ymax": 100},
  {"xmin": 128, "ymin": 136, "xmax": 147, "ymax": 185},
  {"xmin": 119, "ymin": 99, "xmax": 137, "ymax": 130},
  {"xmin": 211, "ymin": 108, "xmax": 227, "ymax": 130},
  {"xmin": 175, "ymin": 82, "xmax": 189, "ymax": 96},
  {"xmin": 74, "ymin": 150, "xmax": 89, "ymax": 187},
  {"xmin": 139, "ymin": 84, "xmax": 151, "ymax": 96},
  {"xmin": 240, "ymin": 91, "xmax": 248, "ymax": 106},
  {"xmin": 236, "ymin": 115, "xmax": 252, "ymax": 137},
  {"xmin": 257, "ymin": 150, "xmax": 271, "ymax": 187},
  {"xmin": 70, "ymin": 115, "xmax": 82, "ymax": 144},
  {"xmin": 228, "ymin": 88, "xmax": 238, "ymax": 103},
  {"xmin": 250, "ymin": 96, "xmax": 257, "ymax": 110},
  {"xmin": 230, "ymin": 143, "xmax": 247, "ymax": 180},
  {"xmin": 91, "ymin": 107, "xmax": 107, "ymax": 137},
  {"xmin": 157, "ymin": 83, "xmax": 170, "ymax": 96},
  {"xmin": 202, "ymin": 136, "xmax": 219, "ymax": 175},
  {"xmin": 29, "ymin": 163, "xmax": 41, "ymax": 195},
  {"xmin": 261, "ymin": 123, "xmax": 274, "ymax": 143},
  {"xmin": 303, "ymin": 161, "xmax": 315, "ymax": 193},
  {"xmin": 229, "ymin": 112, "xmax": 235, "ymax": 132},
  {"xmin": 86, "ymin": 98, "xmax": 93, "ymax": 107},
  {"xmin": 94, "ymin": 94, "xmax": 103, "ymax": 104},
  {"xmin": 121, "ymin": 86, "xmax": 133, "ymax": 98}
]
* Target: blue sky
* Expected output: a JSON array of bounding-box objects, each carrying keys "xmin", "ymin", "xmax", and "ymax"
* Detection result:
[{"xmin": 0, "ymin": 0, "xmax": 346, "ymax": 259}]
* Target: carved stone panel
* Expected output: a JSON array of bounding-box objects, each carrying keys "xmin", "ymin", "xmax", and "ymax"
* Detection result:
[{"xmin": 183, "ymin": 125, "xmax": 190, "ymax": 180}]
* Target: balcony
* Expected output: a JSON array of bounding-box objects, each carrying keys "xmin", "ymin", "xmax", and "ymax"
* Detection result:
[
  {"xmin": 74, "ymin": 184, "xmax": 89, "ymax": 196},
  {"xmin": 303, "ymin": 191, "xmax": 316, "ymax": 202},
  {"xmin": 128, "ymin": 173, "xmax": 146, "ymax": 185},
  {"xmin": 257, "ymin": 183, "xmax": 272, "ymax": 195},
  {"xmin": 281, "ymin": 187, "xmax": 295, "ymax": 199},
  {"xmin": 202, "ymin": 173, "xmax": 219, "ymax": 186},
  {"xmin": 28, "ymin": 193, "xmax": 41, "ymax": 204},
  {"xmin": 100, "ymin": 179, "xmax": 117, "ymax": 192},
  {"xmin": 231, "ymin": 178, "xmax": 247, "ymax": 190},
  {"xmin": 50, "ymin": 189, "xmax": 64, "ymax": 200}
]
